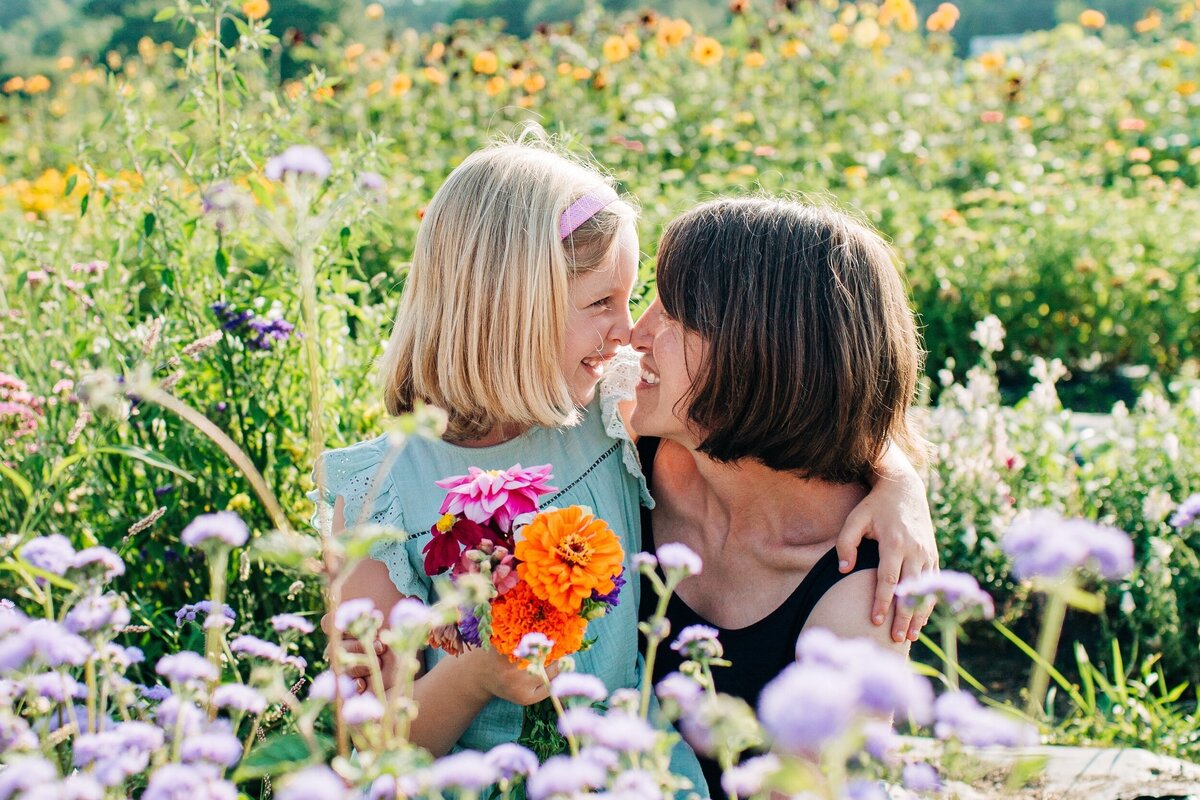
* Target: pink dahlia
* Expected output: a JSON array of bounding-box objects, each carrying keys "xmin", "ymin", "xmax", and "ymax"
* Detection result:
[{"xmin": 435, "ymin": 464, "xmax": 556, "ymax": 531}]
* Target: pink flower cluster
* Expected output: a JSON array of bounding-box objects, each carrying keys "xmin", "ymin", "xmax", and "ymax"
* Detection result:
[
  {"xmin": 435, "ymin": 464, "xmax": 555, "ymax": 532},
  {"xmin": 0, "ymin": 371, "xmax": 44, "ymax": 453}
]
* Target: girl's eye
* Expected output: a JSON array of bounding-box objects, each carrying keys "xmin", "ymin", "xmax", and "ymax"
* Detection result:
[{"xmin": 591, "ymin": 297, "xmax": 612, "ymax": 310}]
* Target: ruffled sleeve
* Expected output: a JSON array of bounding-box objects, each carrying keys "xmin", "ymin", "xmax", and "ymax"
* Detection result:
[
  {"xmin": 599, "ymin": 345, "xmax": 654, "ymax": 509},
  {"xmin": 307, "ymin": 436, "xmax": 433, "ymax": 603}
]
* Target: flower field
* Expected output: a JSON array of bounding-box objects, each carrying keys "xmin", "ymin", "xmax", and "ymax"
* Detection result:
[{"xmin": 2, "ymin": 0, "xmax": 1200, "ymax": 796}]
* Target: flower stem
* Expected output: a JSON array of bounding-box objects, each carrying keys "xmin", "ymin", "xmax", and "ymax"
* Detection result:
[
  {"xmin": 1026, "ymin": 588, "xmax": 1069, "ymax": 719},
  {"xmin": 941, "ymin": 621, "xmax": 960, "ymax": 690}
]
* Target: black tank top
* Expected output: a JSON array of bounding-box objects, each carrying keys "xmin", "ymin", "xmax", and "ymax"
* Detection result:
[{"xmin": 636, "ymin": 437, "xmax": 880, "ymax": 798}]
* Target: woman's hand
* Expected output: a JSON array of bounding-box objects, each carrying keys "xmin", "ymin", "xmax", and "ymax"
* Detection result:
[{"xmin": 836, "ymin": 443, "xmax": 939, "ymax": 643}]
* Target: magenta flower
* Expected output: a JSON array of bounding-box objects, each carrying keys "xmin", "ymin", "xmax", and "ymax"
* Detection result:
[{"xmin": 435, "ymin": 464, "xmax": 556, "ymax": 531}]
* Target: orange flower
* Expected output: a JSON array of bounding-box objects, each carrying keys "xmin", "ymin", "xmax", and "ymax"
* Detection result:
[
  {"xmin": 744, "ymin": 51, "xmax": 766, "ymax": 68},
  {"xmin": 24, "ymin": 75, "xmax": 51, "ymax": 95},
  {"xmin": 603, "ymin": 35, "xmax": 631, "ymax": 63},
  {"xmin": 364, "ymin": 3, "xmax": 384, "ymax": 20},
  {"xmin": 242, "ymin": 0, "xmax": 269, "ymax": 21},
  {"xmin": 485, "ymin": 76, "xmax": 506, "ymax": 96},
  {"xmin": 1135, "ymin": 10, "xmax": 1161, "ymax": 33},
  {"xmin": 978, "ymin": 51, "xmax": 1004, "ymax": 71},
  {"xmin": 692, "ymin": 36, "xmax": 724, "ymax": 66},
  {"xmin": 523, "ymin": 73, "xmax": 546, "ymax": 94},
  {"xmin": 1079, "ymin": 9, "xmax": 1105, "ymax": 29},
  {"xmin": 390, "ymin": 73, "xmax": 413, "ymax": 96},
  {"xmin": 473, "ymin": 50, "xmax": 499, "ymax": 75},
  {"xmin": 489, "ymin": 581, "xmax": 586, "ymax": 665},
  {"xmin": 516, "ymin": 506, "xmax": 624, "ymax": 614},
  {"xmin": 656, "ymin": 18, "xmax": 692, "ymax": 49}
]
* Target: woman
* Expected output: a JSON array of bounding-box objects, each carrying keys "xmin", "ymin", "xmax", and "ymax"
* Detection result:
[{"xmin": 632, "ymin": 197, "xmax": 925, "ymax": 797}]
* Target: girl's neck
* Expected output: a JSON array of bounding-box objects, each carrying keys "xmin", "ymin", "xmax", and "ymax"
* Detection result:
[{"xmin": 448, "ymin": 421, "xmax": 531, "ymax": 448}]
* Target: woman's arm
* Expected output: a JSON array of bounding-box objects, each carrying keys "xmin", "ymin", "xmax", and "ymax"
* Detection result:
[
  {"xmin": 803, "ymin": 570, "xmax": 909, "ymax": 656},
  {"xmin": 834, "ymin": 443, "xmax": 938, "ymax": 643}
]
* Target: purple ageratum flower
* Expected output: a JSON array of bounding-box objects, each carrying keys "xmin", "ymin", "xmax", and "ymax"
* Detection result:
[
  {"xmin": 102, "ymin": 644, "xmax": 144, "ymax": 669},
  {"xmin": 861, "ymin": 720, "xmax": 900, "ymax": 764},
  {"xmin": 1170, "ymin": 493, "xmax": 1200, "ymax": 530},
  {"xmin": 71, "ymin": 547, "xmax": 125, "ymax": 581},
  {"xmin": 54, "ymin": 774, "xmax": 105, "ymax": 800},
  {"xmin": 526, "ymin": 755, "xmax": 606, "ymax": 800},
  {"xmin": 933, "ymin": 691, "xmax": 1039, "ymax": 747},
  {"xmin": 557, "ymin": 707, "xmax": 602, "ymax": 739},
  {"xmin": 212, "ymin": 684, "xmax": 267, "ymax": 714},
  {"xmin": 156, "ymin": 651, "xmax": 218, "ymax": 684},
  {"xmin": 181, "ymin": 512, "xmax": 249, "ymax": 549},
  {"xmin": 550, "ymin": 672, "xmax": 608, "ymax": 703},
  {"xmin": 485, "ymin": 743, "xmax": 538, "ymax": 781},
  {"xmin": 0, "ymin": 756, "xmax": 58, "ymax": 800},
  {"xmin": 388, "ymin": 598, "xmax": 434, "ymax": 631},
  {"xmin": 64, "ymin": 593, "xmax": 130, "ymax": 634},
  {"xmin": 143, "ymin": 764, "xmax": 237, "ymax": 800},
  {"xmin": 655, "ymin": 672, "xmax": 703, "ymax": 708},
  {"xmin": 590, "ymin": 568, "xmax": 625, "ymax": 608},
  {"xmin": 902, "ymin": 761, "xmax": 942, "ymax": 793},
  {"xmin": 276, "ymin": 765, "xmax": 349, "ymax": 800},
  {"xmin": 514, "ymin": 632, "xmax": 554, "ymax": 661},
  {"xmin": 721, "ymin": 754, "xmax": 780, "ymax": 799},
  {"xmin": 590, "ymin": 712, "xmax": 658, "ymax": 753},
  {"xmin": 656, "ymin": 542, "xmax": 702, "ymax": 576},
  {"xmin": 896, "ymin": 570, "xmax": 995, "ymax": 621},
  {"xmin": 611, "ymin": 769, "xmax": 659, "ymax": 797},
  {"xmin": 357, "ymin": 172, "xmax": 386, "ymax": 193},
  {"xmin": 3, "ymin": 620, "xmax": 92, "ymax": 669},
  {"xmin": 0, "ymin": 715, "xmax": 37, "ymax": 752},
  {"xmin": 1002, "ymin": 509, "xmax": 1133, "ymax": 581},
  {"xmin": 670, "ymin": 624, "xmax": 722, "ymax": 661},
  {"xmin": 426, "ymin": 751, "xmax": 500, "ymax": 793},
  {"xmin": 230, "ymin": 636, "xmax": 304, "ymax": 670},
  {"xmin": 845, "ymin": 779, "xmax": 890, "ymax": 800},
  {"xmin": 270, "ymin": 614, "xmax": 314, "ymax": 635},
  {"xmin": 246, "ymin": 317, "xmax": 295, "ymax": 351},
  {"xmin": 333, "ymin": 599, "xmax": 381, "ymax": 633},
  {"xmin": 436, "ymin": 464, "xmax": 556, "ymax": 531},
  {"xmin": 156, "ymin": 696, "xmax": 205, "ymax": 737},
  {"xmin": 19, "ymin": 534, "xmax": 76, "ymax": 575},
  {"xmin": 342, "ymin": 693, "xmax": 384, "ymax": 725},
  {"xmin": 459, "ymin": 608, "xmax": 482, "ymax": 648},
  {"xmin": 180, "ymin": 730, "xmax": 243, "ymax": 767},
  {"xmin": 758, "ymin": 663, "xmax": 858, "ymax": 757},
  {"xmin": 176, "ymin": 601, "xmax": 236, "ymax": 627},
  {"xmin": 140, "ymin": 684, "xmax": 173, "ymax": 702},
  {"xmin": 265, "ymin": 146, "xmax": 332, "ymax": 182},
  {"xmin": 27, "ymin": 671, "xmax": 86, "ymax": 701},
  {"xmin": 308, "ymin": 671, "xmax": 357, "ymax": 703}
]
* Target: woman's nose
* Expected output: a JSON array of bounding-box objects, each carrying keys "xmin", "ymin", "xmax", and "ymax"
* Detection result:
[{"xmin": 630, "ymin": 299, "xmax": 659, "ymax": 352}]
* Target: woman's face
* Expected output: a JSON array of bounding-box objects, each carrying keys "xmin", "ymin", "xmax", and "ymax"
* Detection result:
[
  {"xmin": 562, "ymin": 222, "xmax": 638, "ymax": 407},
  {"xmin": 629, "ymin": 296, "xmax": 705, "ymax": 443}
]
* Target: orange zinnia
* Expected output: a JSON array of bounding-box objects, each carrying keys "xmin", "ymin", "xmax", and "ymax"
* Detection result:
[
  {"xmin": 490, "ymin": 581, "xmax": 586, "ymax": 665},
  {"xmin": 516, "ymin": 506, "xmax": 624, "ymax": 614}
]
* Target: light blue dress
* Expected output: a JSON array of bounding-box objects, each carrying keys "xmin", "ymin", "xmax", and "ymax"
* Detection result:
[{"xmin": 310, "ymin": 357, "xmax": 709, "ymax": 797}]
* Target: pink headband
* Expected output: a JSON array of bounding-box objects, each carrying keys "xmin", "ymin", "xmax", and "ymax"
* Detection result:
[{"xmin": 559, "ymin": 188, "xmax": 619, "ymax": 240}]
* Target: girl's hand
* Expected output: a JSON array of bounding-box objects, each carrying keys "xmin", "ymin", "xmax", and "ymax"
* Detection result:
[
  {"xmin": 459, "ymin": 645, "xmax": 559, "ymax": 707},
  {"xmin": 836, "ymin": 444, "xmax": 939, "ymax": 643}
]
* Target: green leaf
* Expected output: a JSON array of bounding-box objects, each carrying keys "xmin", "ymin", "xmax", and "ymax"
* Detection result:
[
  {"xmin": 0, "ymin": 463, "xmax": 33, "ymax": 503},
  {"xmin": 64, "ymin": 175, "xmax": 77, "ymax": 197},
  {"xmin": 1005, "ymin": 755, "xmax": 1047, "ymax": 791},
  {"xmin": 215, "ymin": 248, "xmax": 228, "ymax": 276},
  {"xmin": 153, "ymin": 6, "xmax": 176, "ymax": 21},
  {"xmin": 80, "ymin": 192, "xmax": 90, "ymax": 217},
  {"xmin": 143, "ymin": 212, "xmax": 157, "ymax": 238},
  {"xmin": 232, "ymin": 733, "xmax": 331, "ymax": 782},
  {"xmin": 94, "ymin": 445, "xmax": 196, "ymax": 482}
]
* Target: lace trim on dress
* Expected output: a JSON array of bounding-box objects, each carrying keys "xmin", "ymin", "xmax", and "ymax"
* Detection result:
[{"xmin": 598, "ymin": 345, "xmax": 654, "ymax": 508}]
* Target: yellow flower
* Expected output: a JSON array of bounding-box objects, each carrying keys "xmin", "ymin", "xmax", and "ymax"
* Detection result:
[
  {"xmin": 472, "ymin": 50, "xmax": 498, "ymax": 75},
  {"xmin": 624, "ymin": 31, "xmax": 640, "ymax": 52},
  {"xmin": 734, "ymin": 140, "xmax": 752, "ymax": 152},
  {"xmin": 1015, "ymin": 115, "xmax": 1032, "ymax": 130},
  {"xmin": 364, "ymin": 2, "xmax": 384, "ymax": 20},
  {"xmin": 426, "ymin": 42, "xmax": 445, "ymax": 62},
  {"xmin": 2, "ymin": 77, "xmax": 24, "ymax": 93},
  {"xmin": 106, "ymin": 51, "xmax": 123, "ymax": 69},
  {"xmin": 242, "ymin": 0, "xmax": 269, "ymax": 21},
  {"xmin": 1079, "ymin": 9, "xmax": 1105, "ymax": 29},
  {"xmin": 692, "ymin": 36, "xmax": 724, "ymax": 66},
  {"xmin": 389, "ymin": 73, "xmax": 413, "ymax": 96},
  {"xmin": 344, "ymin": 42, "xmax": 365, "ymax": 61},
  {"xmin": 363, "ymin": 50, "xmax": 389, "ymax": 70},
  {"xmin": 1135, "ymin": 10, "xmax": 1161, "ymax": 33},
  {"xmin": 508, "ymin": 68, "xmax": 527, "ymax": 87},
  {"xmin": 55, "ymin": 56, "xmax": 75, "ymax": 71},
  {"xmin": 283, "ymin": 81, "xmax": 303, "ymax": 100},
  {"xmin": 603, "ymin": 35, "xmax": 631, "ymax": 63},
  {"xmin": 572, "ymin": 66, "xmax": 592, "ymax": 81},
  {"xmin": 656, "ymin": 18, "xmax": 692, "ymax": 48},
  {"xmin": 879, "ymin": 0, "xmax": 917, "ymax": 32},
  {"xmin": 516, "ymin": 506, "xmax": 624, "ymax": 615},
  {"xmin": 523, "ymin": 73, "xmax": 546, "ymax": 93},
  {"xmin": 843, "ymin": 165, "xmax": 869, "ymax": 184},
  {"xmin": 556, "ymin": 62, "xmax": 572, "ymax": 75},
  {"xmin": 1128, "ymin": 146, "xmax": 1152, "ymax": 162},
  {"xmin": 484, "ymin": 75, "xmax": 507, "ymax": 96},
  {"xmin": 366, "ymin": 80, "xmax": 383, "ymax": 97},
  {"xmin": 852, "ymin": 19, "xmax": 880, "ymax": 48},
  {"xmin": 781, "ymin": 39, "xmax": 808, "ymax": 59},
  {"xmin": 423, "ymin": 66, "xmax": 447, "ymax": 85},
  {"xmin": 138, "ymin": 36, "xmax": 158, "ymax": 62},
  {"xmin": 733, "ymin": 110, "xmax": 755, "ymax": 125},
  {"xmin": 24, "ymin": 75, "xmax": 51, "ymax": 94},
  {"xmin": 744, "ymin": 51, "xmax": 766, "ymax": 68},
  {"xmin": 312, "ymin": 85, "xmax": 334, "ymax": 102},
  {"xmin": 227, "ymin": 493, "xmax": 253, "ymax": 513},
  {"xmin": 1178, "ymin": 80, "xmax": 1198, "ymax": 95},
  {"xmin": 925, "ymin": 3, "xmax": 959, "ymax": 32},
  {"xmin": 1175, "ymin": 39, "xmax": 1197, "ymax": 56},
  {"xmin": 829, "ymin": 23, "xmax": 850, "ymax": 43},
  {"xmin": 979, "ymin": 51, "xmax": 1005, "ymax": 71}
]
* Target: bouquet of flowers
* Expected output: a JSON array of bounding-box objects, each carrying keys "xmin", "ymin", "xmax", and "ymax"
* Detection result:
[{"xmin": 421, "ymin": 464, "xmax": 626, "ymax": 758}]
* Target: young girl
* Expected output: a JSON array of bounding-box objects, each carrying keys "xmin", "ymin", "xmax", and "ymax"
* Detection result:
[{"xmin": 311, "ymin": 136, "xmax": 935, "ymax": 787}]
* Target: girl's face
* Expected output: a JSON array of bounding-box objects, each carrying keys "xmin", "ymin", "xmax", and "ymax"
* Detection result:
[
  {"xmin": 629, "ymin": 296, "xmax": 706, "ymax": 444},
  {"xmin": 562, "ymin": 222, "xmax": 638, "ymax": 406}
]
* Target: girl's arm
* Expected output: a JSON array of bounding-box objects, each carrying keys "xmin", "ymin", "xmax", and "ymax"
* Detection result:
[
  {"xmin": 325, "ymin": 498, "xmax": 552, "ymax": 756},
  {"xmin": 834, "ymin": 443, "xmax": 939, "ymax": 644}
]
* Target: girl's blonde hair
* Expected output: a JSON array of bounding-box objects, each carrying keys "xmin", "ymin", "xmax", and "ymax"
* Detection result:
[{"xmin": 380, "ymin": 136, "xmax": 636, "ymax": 441}]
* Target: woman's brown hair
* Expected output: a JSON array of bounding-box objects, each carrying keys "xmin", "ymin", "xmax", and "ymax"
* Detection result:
[{"xmin": 654, "ymin": 197, "xmax": 923, "ymax": 482}]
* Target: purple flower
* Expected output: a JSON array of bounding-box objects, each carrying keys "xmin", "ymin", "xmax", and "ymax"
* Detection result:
[
  {"xmin": 485, "ymin": 743, "xmax": 538, "ymax": 780},
  {"xmin": 0, "ymin": 756, "xmax": 58, "ymax": 800},
  {"xmin": 388, "ymin": 598, "xmax": 434, "ymax": 630},
  {"xmin": 758, "ymin": 663, "xmax": 857, "ymax": 756},
  {"xmin": 4, "ymin": 620, "xmax": 92, "ymax": 668},
  {"xmin": 212, "ymin": 684, "xmax": 267, "ymax": 714},
  {"xmin": 721, "ymin": 754, "xmax": 780, "ymax": 799},
  {"xmin": 265, "ymin": 146, "xmax": 332, "ymax": 182},
  {"xmin": 230, "ymin": 635, "xmax": 285, "ymax": 662},
  {"xmin": 611, "ymin": 769, "xmax": 659, "ymax": 797},
  {"xmin": 156, "ymin": 651, "xmax": 218, "ymax": 684},
  {"xmin": 551, "ymin": 672, "xmax": 607, "ymax": 703},
  {"xmin": 270, "ymin": 614, "xmax": 314, "ymax": 635},
  {"xmin": 140, "ymin": 684, "xmax": 172, "ymax": 702},
  {"xmin": 933, "ymin": 691, "xmax": 1039, "ymax": 747},
  {"xmin": 276, "ymin": 766, "xmax": 349, "ymax": 800},
  {"xmin": 71, "ymin": 547, "xmax": 125, "ymax": 581},
  {"xmin": 181, "ymin": 512, "xmax": 248, "ymax": 549},
  {"xmin": 861, "ymin": 720, "xmax": 900, "ymax": 764},
  {"xmin": 55, "ymin": 775, "xmax": 105, "ymax": 800},
  {"xmin": 27, "ymin": 671, "xmax": 85, "ymax": 701},
  {"xmin": 514, "ymin": 632, "xmax": 553, "ymax": 661},
  {"xmin": 176, "ymin": 601, "xmax": 236, "ymax": 627},
  {"xmin": 557, "ymin": 707, "xmax": 601, "ymax": 738},
  {"xmin": 19, "ymin": 534, "xmax": 76, "ymax": 575},
  {"xmin": 333, "ymin": 599, "xmax": 381, "ymax": 632},
  {"xmin": 357, "ymin": 172, "xmax": 386, "ymax": 193},
  {"xmin": 902, "ymin": 761, "xmax": 942, "ymax": 793},
  {"xmin": 896, "ymin": 570, "xmax": 995, "ymax": 621},
  {"xmin": 670, "ymin": 624, "xmax": 722, "ymax": 660},
  {"xmin": 655, "ymin": 672, "xmax": 703, "ymax": 708},
  {"xmin": 342, "ymin": 693, "xmax": 384, "ymax": 725},
  {"xmin": 1170, "ymin": 493, "xmax": 1200, "ymax": 530},
  {"xmin": 64, "ymin": 593, "xmax": 130, "ymax": 634},
  {"xmin": 590, "ymin": 568, "xmax": 625, "ymax": 608},
  {"xmin": 308, "ymin": 671, "xmax": 357, "ymax": 703},
  {"xmin": 590, "ymin": 712, "xmax": 657, "ymax": 753},
  {"xmin": 143, "ymin": 764, "xmax": 237, "ymax": 800},
  {"xmin": 526, "ymin": 755, "xmax": 606, "ymax": 800},
  {"xmin": 459, "ymin": 609, "xmax": 482, "ymax": 648},
  {"xmin": 246, "ymin": 317, "xmax": 295, "ymax": 351},
  {"xmin": 427, "ymin": 751, "xmax": 499, "ymax": 793},
  {"xmin": 156, "ymin": 696, "xmax": 205, "ymax": 736},
  {"xmin": 1002, "ymin": 509, "xmax": 1133, "ymax": 581},
  {"xmin": 656, "ymin": 542, "xmax": 702, "ymax": 576},
  {"xmin": 180, "ymin": 730, "xmax": 243, "ymax": 767},
  {"xmin": 845, "ymin": 779, "xmax": 890, "ymax": 800},
  {"xmin": 0, "ymin": 714, "xmax": 37, "ymax": 752}
]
